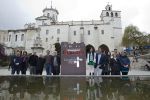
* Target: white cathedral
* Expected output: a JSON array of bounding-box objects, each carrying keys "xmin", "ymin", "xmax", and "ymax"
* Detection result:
[{"xmin": 0, "ymin": 4, "xmax": 122, "ymax": 55}]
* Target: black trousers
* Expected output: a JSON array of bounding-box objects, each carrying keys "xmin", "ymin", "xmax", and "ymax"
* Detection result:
[
  {"xmin": 53, "ymin": 66, "xmax": 60, "ymax": 75},
  {"xmin": 122, "ymin": 72, "xmax": 128, "ymax": 75}
]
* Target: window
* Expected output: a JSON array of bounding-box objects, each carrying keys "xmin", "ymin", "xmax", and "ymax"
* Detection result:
[
  {"xmin": 57, "ymin": 29, "xmax": 60, "ymax": 34},
  {"xmin": 115, "ymin": 13, "xmax": 118, "ymax": 17},
  {"xmin": 106, "ymin": 12, "xmax": 109, "ymax": 16},
  {"xmin": 47, "ymin": 13, "xmax": 50, "ymax": 17},
  {"xmin": 57, "ymin": 37, "xmax": 59, "ymax": 42},
  {"xmin": 46, "ymin": 30, "xmax": 49, "ymax": 35},
  {"xmin": 74, "ymin": 31, "xmax": 76, "ymax": 36},
  {"xmin": 109, "ymin": 7, "xmax": 111, "ymax": 11},
  {"xmin": 101, "ymin": 30, "xmax": 104, "ymax": 34},
  {"xmin": 9, "ymin": 35, "xmax": 11, "ymax": 41},
  {"xmin": 51, "ymin": 36, "xmax": 54, "ymax": 39},
  {"xmin": 46, "ymin": 38, "xmax": 48, "ymax": 42},
  {"xmin": 42, "ymin": 21, "xmax": 44, "ymax": 25},
  {"xmin": 88, "ymin": 30, "xmax": 90, "ymax": 35},
  {"xmin": 111, "ymin": 12, "xmax": 113, "ymax": 17},
  {"xmin": 21, "ymin": 34, "xmax": 24, "ymax": 41},
  {"xmin": 15, "ymin": 35, "xmax": 17, "ymax": 41}
]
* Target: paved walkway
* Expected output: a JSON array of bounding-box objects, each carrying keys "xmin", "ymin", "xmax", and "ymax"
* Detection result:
[
  {"xmin": 0, "ymin": 57, "xmax": 150, "ymax": 76},
  {"xmin": 0, "ymin": 68, "xmax": 149, "ymax": 75}
]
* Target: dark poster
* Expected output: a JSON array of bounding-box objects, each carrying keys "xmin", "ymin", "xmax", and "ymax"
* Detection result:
[{"xmin": 61, "ymin": 42, "xmax": 86, "ymax": 75}]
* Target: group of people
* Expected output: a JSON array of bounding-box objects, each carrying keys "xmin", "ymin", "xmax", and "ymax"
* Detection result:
[
  {"xmin": 9, "ymin": 46, "xmax": 130, "ymax": 76},
  {"xmin": 86, "ymin": 47, "xmax": 131, "ymax": 76},
  {"xmin": 9, "ymin": 50, "xmax": 60, "ymax": 75}
]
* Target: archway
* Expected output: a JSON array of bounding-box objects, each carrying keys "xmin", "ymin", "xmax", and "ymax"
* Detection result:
[{"xmin": 99, "ymin": 44, "xmax": 109, "ymax": 54}]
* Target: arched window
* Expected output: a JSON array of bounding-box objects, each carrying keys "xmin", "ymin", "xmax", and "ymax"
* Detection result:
[
  {"xmin": 106, "ymin": 12, "xmax": 109, "ymax": 16},
  {"xmin": 111, "ymin": 12, "xmax": 113, "ymax": 17},
  {"xmin": 115, "ymin": 13, "xmax": 118, "ymax": 17},
  {"xmin": 21, "ymin": 34, "xmax": 24, "ymax": 41},
  {"xmin": 109, "ymin": 7, "xmax": 111, "ymax": 11}
]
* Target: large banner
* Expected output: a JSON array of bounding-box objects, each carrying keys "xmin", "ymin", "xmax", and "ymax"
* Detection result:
[{"xmin": 61, "ymin": 42, "xmax": 86, "ymax": 75}]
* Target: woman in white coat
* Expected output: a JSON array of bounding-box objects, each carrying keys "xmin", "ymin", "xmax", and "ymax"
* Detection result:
[{"xmin": 86, "ymin": 47, "xmax": 96, "ymax": 76}]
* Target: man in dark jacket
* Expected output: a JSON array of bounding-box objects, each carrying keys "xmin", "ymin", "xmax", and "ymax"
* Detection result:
[
  {"xmin": 52, "ymin": 51, "xmax": 61, "ymax": 75},
  {"xmin": 28, "ymin": 52, "xmax": 38, "ymax": 75},
  {"xmin": 36, "ymin": 54, "xmax": 45, "ymax": 75},
  {"xmin": 109, "ymin": 54, "xmax": 121, "ymax": 75},
  {"xmin": 118, "ymin": 51, "xmax": 130, "ymax": 75},
  {"xmin": 21, "ymin": 51, "xmax": 28, "ymax": 75},
  {"xmin": 10, "ymin": 50, "xmax": 22, "ymax": 75}
]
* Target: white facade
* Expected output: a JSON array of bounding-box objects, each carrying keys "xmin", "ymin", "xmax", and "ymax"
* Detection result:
[
  {"xmin": 0, "ymin": 30, "xmax": 8, "ymax": 44},
  {"xmin": 1, "ymin": 4, "xmax": 122, "ymax": 55}
]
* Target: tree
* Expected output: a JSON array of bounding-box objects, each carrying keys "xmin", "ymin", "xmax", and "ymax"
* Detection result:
[
  {"xmin": 145, "ymin": 34, "xmax": 150, "ymax": 45},
  {"xmin": 54, "ymin": 43, "xmax": 61, "ymax": 56},
  {"xmin": 122, "ymin": 25, "xmax": 139, "ymax": 47},
  {"xmin": 122, "ymin": 25, "xmax": 149, "ymax": 47},
  {"xmin": 0, "ymin": 44, "xmax": 5, "ymax": 59}
]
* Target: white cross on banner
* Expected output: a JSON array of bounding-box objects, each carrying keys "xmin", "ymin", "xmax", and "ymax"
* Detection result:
[{"xmin": 74, "ymin": 57, "xmax": 83, "ymax": 68}]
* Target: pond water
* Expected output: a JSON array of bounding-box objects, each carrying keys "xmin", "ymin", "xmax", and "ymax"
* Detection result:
[{"xmin": 0, "ymin": 76, "xmax": 150, "ymax": 100}]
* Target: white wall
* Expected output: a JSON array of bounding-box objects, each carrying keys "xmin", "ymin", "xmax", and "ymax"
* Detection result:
[
  {"xmin": 25, "ymin": 29, "xmax": 38, "ymax": 54},
  {"xmin": 40, "ymin": 25, "xmax": 69, "ymax": 53},
  {"xmin": 3, "ymin": 5, "xmax": 122, "ymax": 55},
  {"xmin": 0, "ymin": 30, "xmax": 8, "ymax": 44}
]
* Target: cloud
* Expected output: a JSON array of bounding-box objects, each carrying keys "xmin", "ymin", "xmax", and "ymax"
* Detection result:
[
  {"xmin": 0, "ymin": 0, "xmax": 150, "ymax": 33},
  {"xmin": 0, "ymin": 0, "xmax": 27, "ymax": 29}
]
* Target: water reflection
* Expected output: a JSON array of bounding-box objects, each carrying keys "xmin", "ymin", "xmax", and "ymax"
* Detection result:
[{"xmin": 0, "ymin": 76, "xmax": 150, "ymax": 100}]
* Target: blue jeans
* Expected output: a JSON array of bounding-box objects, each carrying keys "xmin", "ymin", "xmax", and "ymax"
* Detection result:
[{"xmin": 45, "ymin": 64, "xmax": 52, "ymax": 75}]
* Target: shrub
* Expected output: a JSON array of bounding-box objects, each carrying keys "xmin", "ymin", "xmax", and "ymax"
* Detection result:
[{"xmin": 0, "ymin": 55, "xmax": 10, "ymax": 67}]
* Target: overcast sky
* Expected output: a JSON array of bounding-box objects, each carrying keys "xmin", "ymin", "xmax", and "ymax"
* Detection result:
[{"xmin": 0, "ymin": 0, "xmax": 150, "ymax": 33}]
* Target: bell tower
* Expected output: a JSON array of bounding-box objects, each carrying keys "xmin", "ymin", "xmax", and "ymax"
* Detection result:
[
  {"xmin": 43, "ymin": 1, "xmax": 59, "ymax": 22},
  {"xmin": 100, "ymin": 3, "xmax": 121, "ymax": 26}
]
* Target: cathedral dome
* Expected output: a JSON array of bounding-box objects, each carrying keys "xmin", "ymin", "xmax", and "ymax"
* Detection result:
[{"xmin": 43, "ymin": 7, "xmax": 59, "ymax": 14}]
